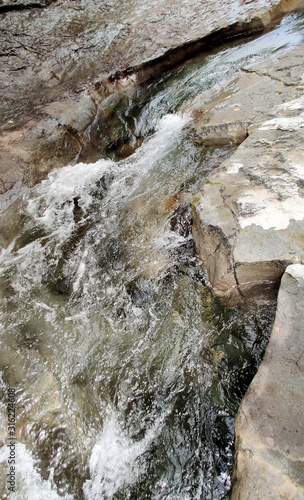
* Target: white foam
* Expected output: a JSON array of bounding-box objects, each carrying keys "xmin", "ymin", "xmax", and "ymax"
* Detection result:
[
  {"xmin": 34, "ymin": 302, "xmax": 54, "ymax": 312},
  {"xmin": 72, "ymin": 249, "xmax": 88, "ymax": 292},
  {"xmin": 0, "ymin": 443, "xmax": 73, "ymax": 500},
  {"xmin": 83, "ymin": 411, "xmax": 166, "ymax": 499},
  {"xmin": 24, "ymin": 113, "xmax": 188, "ymax": 237},
  {"xmin": 130, "ymin": 112, "xmax": 189, "ymax": 169},
  {"xmin": 26, "ymin": 160, "xmax": 117, "ymax": 230},
  {"xmin": 153, "ymin": 231, "xmax": 190, "ymax": 249}
]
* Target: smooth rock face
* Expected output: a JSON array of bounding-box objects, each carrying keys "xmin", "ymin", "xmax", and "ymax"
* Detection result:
[
  {"xmin": 1, "ymin": 0, "xmax": 303, "ymax": 194},
  {"xmin": 183, "ymin": 43, "xmax": 304, "ymax": 146},
  {"xmin": 190, "ymin": 46, "xmax": 304, "ymax": 301},
  {"xmin": 231, "ymin": 264, "xmax": 304, "ymax": 499}
]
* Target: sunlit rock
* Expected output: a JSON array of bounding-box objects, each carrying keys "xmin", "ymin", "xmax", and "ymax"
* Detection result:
[{"xmin": 191, "ymin": 52, "xmax": 304, "ymax": 302}]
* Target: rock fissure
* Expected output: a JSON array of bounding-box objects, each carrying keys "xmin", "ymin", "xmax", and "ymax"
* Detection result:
[
  {"xmin": 220, "ymin": 188, "xmax": 246, "ymax": 300},
  {"xmin": 240, "ymin": 66, "xmax": 296, "ymax": 87},
  {"xmin": 188, "ymin": 38, "xmax": 304, "ymax": 300}
]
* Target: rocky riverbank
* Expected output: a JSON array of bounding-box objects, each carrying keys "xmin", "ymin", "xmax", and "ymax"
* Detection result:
[
  {"xmin": 1, "ymin": 0, "xmax": 303, "ymax": 200},
  {"xmin": 1, "ymin": 0, "xmax": 304, "ymax": 498},
  {"xmin": 184, "ymin": 21, "xmax": 304, "ymax": 498},
  {"xmin": 185, "ymin": 44, "xmax": 304, "ymax": 302}
]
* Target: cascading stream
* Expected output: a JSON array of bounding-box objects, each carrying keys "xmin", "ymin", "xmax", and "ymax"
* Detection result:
[{"xmin": 0, "ymin": 11, "xmax": 303, "ymax": 500}]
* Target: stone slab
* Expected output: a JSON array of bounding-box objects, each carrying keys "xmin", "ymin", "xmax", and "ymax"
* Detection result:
[
  {"xmin": 231, "ymin": 264, "xmax": 304, "ymax": 499},
  {"xmin": 191, "ymin": 56, "xmax": 304, "ymax": 301}
]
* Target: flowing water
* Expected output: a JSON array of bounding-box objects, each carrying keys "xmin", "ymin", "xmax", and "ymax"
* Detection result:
[{"xmin": 0, "ymin": 12, "xmax": 304, "ymax": 500}]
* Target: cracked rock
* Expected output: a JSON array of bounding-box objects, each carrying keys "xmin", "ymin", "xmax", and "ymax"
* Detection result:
[{"xmin": 191, "ymin": 87, "xmax": 304, "ymax": 302}]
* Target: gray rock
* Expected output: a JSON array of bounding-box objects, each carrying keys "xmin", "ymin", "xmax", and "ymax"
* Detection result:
[
  {"xmin": 1, "ymin": 0, "xmax": 303, "ymax": 196},
  {"xmin": 190, "ymin": 48, "xmax": 304, "ymax": 301},
  {"xmin": 41, "ymin": 93, "xmax": 96, "ymax": 135},
  {"xmin": 182, "ymin": 46, "xmax": 304, "ymax": 146},
  {"xmin": 0, "ymin": 116, "xmax": 81, "ymax": 190},
  {"xmin": 231, "ymin": 264, "xmax": 304, "ymax": 499}
]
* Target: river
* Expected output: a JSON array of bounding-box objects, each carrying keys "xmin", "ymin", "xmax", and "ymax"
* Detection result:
[{"xmin": 0, "ymin": 11, "xmax": 303, "ymax": 499}]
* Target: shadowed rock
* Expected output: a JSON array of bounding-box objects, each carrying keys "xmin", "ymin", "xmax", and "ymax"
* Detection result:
[{"xmin": 231, "ymin": 264, "xmax": 304, "ymax": 499}]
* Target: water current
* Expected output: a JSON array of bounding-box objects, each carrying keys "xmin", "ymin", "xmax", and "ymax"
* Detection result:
[{"xmin": 0, "ymin": 11, "xmax": 304, "ymax": 500}]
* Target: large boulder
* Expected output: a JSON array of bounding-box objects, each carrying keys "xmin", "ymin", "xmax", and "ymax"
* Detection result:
[
  {"xmin": 189, "ymin": 46, "xmax": 304, "ymax": 301},
  {"xmin": 231, "ymin": 264, "xmax": 304, "ymax": 499}
]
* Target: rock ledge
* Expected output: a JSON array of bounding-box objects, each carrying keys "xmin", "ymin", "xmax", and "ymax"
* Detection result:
[
  {"xmin": 231, "ymin": 264, "xmax": 304, "ymax": 499},
  {"xmin": 189, "ymin": 46, "xmax": 304, "ymax": 302}
]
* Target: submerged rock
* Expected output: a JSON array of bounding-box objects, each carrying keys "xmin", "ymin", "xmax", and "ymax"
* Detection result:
[{"xmin": 232, "ymin": 264, "xmax": 304, "ymax": 499}]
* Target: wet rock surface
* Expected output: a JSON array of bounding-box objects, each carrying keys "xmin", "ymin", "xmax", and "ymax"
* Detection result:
[
  {"xmin": 1, "ymin": 0, "xmax": 304, "ymax": 196},
  {"xmin": 170, "ymin": 203, "xmax": 193, "ymax": 238},
  {"xmin": 184, "ymin": 43, "xmax": 304, "ymax": 146},
  {"xmin": 231, "ymin": 264, "xmax": 304, "ymax": 499},
  {"xmin": 190, "ymin": 46, "xmax": 304, "ymax": 301}
]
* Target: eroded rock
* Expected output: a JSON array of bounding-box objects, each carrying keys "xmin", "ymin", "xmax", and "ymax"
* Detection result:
[
  {"xmin": 190, "ymin": 47, "xmax": 304, "ymax": 302},
  {"xmin": 231, "ymin": 264, "xmax": 304, "ymax": 499},
  {"xmin": 1, "ymin": 0, "xmax": 304, "ymax": 198}
]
